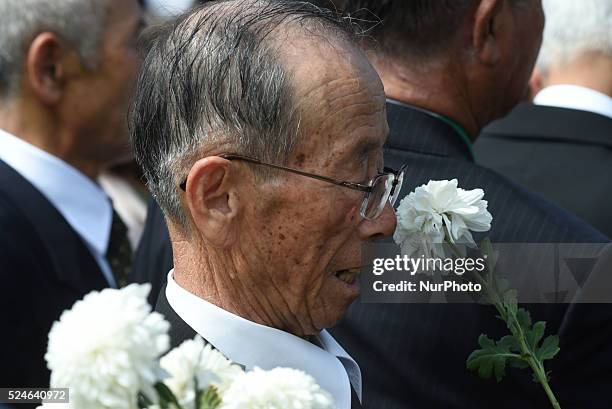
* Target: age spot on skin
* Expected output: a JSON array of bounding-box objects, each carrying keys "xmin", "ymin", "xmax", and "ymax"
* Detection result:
[{"xmin": 296, "ymin": 153, "xmax": 306, "ymax": 166}]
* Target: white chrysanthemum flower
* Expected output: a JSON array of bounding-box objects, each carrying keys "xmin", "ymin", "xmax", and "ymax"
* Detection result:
[
  {"xmin": 394, "ymin": 179, "xmax": 492, "ymax": 258},
  {"xmin": 160, "ymin": 336, "xmax": 242, "ymax": 408},
  {"xmin": 45, "ymin": 284, "xmax": 170, "ymax": 409},
  {"xmin": 220, "ymin": 367, "xmax": 335, "ymax": 409}
]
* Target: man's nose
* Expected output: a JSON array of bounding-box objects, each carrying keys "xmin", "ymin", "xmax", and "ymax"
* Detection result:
[{"xmin": 358, "ymin": 202, "xmax": 397, "ymax": 240}]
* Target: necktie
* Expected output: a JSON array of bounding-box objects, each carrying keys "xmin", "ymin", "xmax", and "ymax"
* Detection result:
[{"xmin": 106, "ymin": 209, "xmax": 133, "ymax": 287}]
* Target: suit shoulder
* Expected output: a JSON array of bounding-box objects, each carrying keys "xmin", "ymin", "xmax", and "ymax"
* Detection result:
[
  {"xmin": 0, "ymin": 191, "xmax": 36, "ymax": 237},
  {"xmin": 473, "ymin": 164, "xmax": 608, "ymax": 242},
  {"xmin": 0, "ymin": 190, "xmax": 53, "ymax": 260}
]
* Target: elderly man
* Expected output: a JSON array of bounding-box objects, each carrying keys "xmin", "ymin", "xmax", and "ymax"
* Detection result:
[
  {"xmin": 476, "ymin": 0, "xmax": 612, "ymax": 238},
  {"xmin": 0, "ymin": 0, "xmax": 144, "ymax": 392},
  {"xmin": 129, "ymin": 1, "xmax": 399, "ymax": 408}
]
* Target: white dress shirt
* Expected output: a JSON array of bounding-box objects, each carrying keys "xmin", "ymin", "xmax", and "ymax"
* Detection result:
[
  {"xmin": 0, "ymin": 128, "xmax": 116, "ymax": 287},
  {"xmin": 534, "ymin": 84, "xmax": 612, "ymax": 119},
  {"xmin": 166, "ymin": 271, "xmax": 362, "ymax": 409}
]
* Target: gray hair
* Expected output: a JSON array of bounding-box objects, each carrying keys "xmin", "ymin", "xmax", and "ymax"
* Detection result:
[
  {"xmin": 538, "ymin": 0, "xmax": 612, "ymax": 72},
  {"xmin": 0, "ymin": 0, "xmax": 110, "ymax": 97},
  {"xmin": 129, "ymin": 0, "xmax": 359, "ymax": 230}
]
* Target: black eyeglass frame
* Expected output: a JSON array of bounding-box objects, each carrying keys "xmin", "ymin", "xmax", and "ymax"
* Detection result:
[{"xmin": 179, "ymin": 153, "xmax": 406, "ymax": 219}]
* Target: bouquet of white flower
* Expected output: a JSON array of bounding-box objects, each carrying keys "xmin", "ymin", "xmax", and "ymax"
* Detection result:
[
  {"xmin": 394, "ymin": 179, "xmax": 562, "ymax": 409},
  {"xmin": 38, "ymin": 284, "xmax": 335, "ymax": 409}
]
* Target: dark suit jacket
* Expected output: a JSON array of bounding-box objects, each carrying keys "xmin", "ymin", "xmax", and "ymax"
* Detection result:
[
  {"xmin": 475, "ymin": 103, "xmax": 612, "ymax": 238},
  {"xmin": 132, "ymin": 198, "xmax": 172, "ymax": 306},
  {"xmin": 0, "ymin": 160, "xmax": 108, "ymax": 396},
  {"xmin": 133, "ymin": 102, "xmax": 609, "ymax": 409}
]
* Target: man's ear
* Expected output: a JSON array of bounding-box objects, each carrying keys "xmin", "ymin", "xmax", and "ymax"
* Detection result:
[
  {"xmin": 184, "ymin": 156, "xmax": 240, "ymax": 247},
  {"xmin": 472, "ymin": 0, "xmax": 505, "ymax": 66},
  {"xmin": 528, "ymin": 67, "xmax": 544, "ymax": 100},
  {"xmin": 24, "ymin": 32, "xmax": 73, "ymax": 105}
]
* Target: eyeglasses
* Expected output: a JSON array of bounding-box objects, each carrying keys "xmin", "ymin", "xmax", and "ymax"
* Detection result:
[{"xmin": 179, "ymin": 153, "xmax": 406, "ymax": 220}]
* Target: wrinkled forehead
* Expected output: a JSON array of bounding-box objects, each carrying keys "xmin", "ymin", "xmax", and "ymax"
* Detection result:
[
  {"xmin": 286, "ymin": 35, "xmax": 384, "ymax": 111},
  {"xmin": 280, "ymin": 35, "xmax": 387, "ymax": 154}
]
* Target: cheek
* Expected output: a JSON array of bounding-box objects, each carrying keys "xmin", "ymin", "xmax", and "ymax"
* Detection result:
[
  {"xmin": 99, "ymin": 49, "xmax": 140, "ymax": 106},
  {"xmin": 62, "ymin": 85, "xmax": 105, "ymax": 131},
  {"xmin": 279, "ymin": 193, "xmax": 358, "ymax": 271},
  {"xmin": 244, "ymin": 182, "xmax": 361, "ymax": 295}
]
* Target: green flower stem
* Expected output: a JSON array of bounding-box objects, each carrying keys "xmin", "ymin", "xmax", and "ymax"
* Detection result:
[
  {"xmin": 446, "ymin": 243, "xmax": 561, "ymax": 408},
  {"xmin": 472, "ymin": 271, "xmax": 561, "ymax": 409},
  {"xmin": 512, "ymin": 317, "xmax": 561, "ymax": 409}
]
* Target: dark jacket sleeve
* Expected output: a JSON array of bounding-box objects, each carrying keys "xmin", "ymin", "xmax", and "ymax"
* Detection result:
[
  {"xmin": 0, "ymin": 195, "xmax": 55, "ymax": 393},
  {"xmin": 131, "ymin": 197, "xmax": 173, "ymax": 306}
]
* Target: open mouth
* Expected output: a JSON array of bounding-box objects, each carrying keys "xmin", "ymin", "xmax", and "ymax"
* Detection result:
[{"xmin": 333, "ymin": 267, "xmax": 361, "ymax": 285}]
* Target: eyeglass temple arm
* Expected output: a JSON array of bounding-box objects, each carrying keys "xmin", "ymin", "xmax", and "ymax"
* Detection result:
[{"xmin": 220, "ymin": 154, "xmax": 373, "ymax": 192}]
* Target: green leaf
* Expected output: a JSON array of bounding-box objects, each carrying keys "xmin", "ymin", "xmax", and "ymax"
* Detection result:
[
  {"xmin": 526, "ymin": 321, "xmax": 546, "ymax": 352},
  {"xmin": 155, "ymin": 382, "xmax": 183, "ymax": 409},
  {"xmin": 480, "ymin": 238, "xmax": 498, "ymax": 274},
  {"xmin": 502, "ymin": 288, "xmax": 518, "ymax": 317},
  {"xmin": 509, "ymin": 359, "xmax": 530, "ymax": 370},
  {"xmin": 498, "ymin": 335, "xmax": 520, "ymax": 352},
  {"xmin": 466, "ymin": 335, "xmax": 522, "ymax": 382},
  {"xmin": 515, "ymin": 308, "xmax": 532, "ymax": 332},
  {"xmin": 536, "ymin": 335, "xmax": 560, "ymax": 361}
]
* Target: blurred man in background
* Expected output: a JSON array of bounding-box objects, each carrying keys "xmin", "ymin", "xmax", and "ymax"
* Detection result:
[
  {"xmin": 0, "ymin": 0, "xmax": 144, "ymax": 392},
  {"xmin": 476, "ymin": 0, "xmax": 612, "ymax": 238}
]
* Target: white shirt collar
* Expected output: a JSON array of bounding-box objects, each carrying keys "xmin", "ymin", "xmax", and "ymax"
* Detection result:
[
  {"xmin": 534, "ymin": 84, "xmax": 612, "ymax": 120},
  {"xmin": 165, "ymin": 270, "xmax": 362, "ymax": 409},
  {"xmin": 0, "ymin": 128, "xmax": 113, "ymax": 255}
]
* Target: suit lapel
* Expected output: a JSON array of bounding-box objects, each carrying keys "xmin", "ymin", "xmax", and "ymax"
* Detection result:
[{"xmin": 0, "ymin": 159, "xmax": 107, "ymax": 294}]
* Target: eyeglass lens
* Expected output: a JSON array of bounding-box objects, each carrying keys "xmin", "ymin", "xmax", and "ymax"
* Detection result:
[{"xmin": 361, "ymin": 174, "xmax": 392, "ymax": 219}]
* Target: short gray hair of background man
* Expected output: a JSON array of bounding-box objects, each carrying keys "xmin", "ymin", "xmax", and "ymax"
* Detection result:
[
  {"xmin": 0, "ymin": 0, "xmax": 109, "ymax": 98},
  {"xmin": 531, "ymin": 0, "xmax": 612, "ymax": 96}
]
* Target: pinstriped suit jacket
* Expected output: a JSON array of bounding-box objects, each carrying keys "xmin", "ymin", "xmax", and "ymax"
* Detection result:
[{"xmin": 329, "ymin": 102, "xmax": 610, "ymax": 409}]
